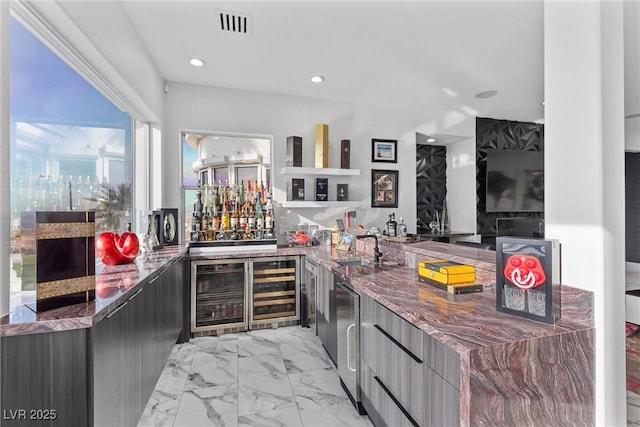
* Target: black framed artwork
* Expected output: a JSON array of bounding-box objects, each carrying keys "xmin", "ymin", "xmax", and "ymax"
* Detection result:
[
  {"xmin": 161, "ymin": 208, "xmax": 179, "ymax": 245},
  {"xmin": 150, "ymin": 210, "xmax": 164, "ymax": 250},
  {"xmin": 371, "ymin": 169, "xmax": 398, "ymax": 208},
  {"xmin": 371, "ymin": 138, "xmax": 397, "ymax": 163},
  {"xmin": 495, "ymin": 237, "xmax": 560, "ymax": 324}
]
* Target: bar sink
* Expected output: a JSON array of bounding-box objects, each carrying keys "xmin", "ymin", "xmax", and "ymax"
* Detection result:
[{"xmin": 334, "ymin": 258, "xmax": 372, "ymax": 266}]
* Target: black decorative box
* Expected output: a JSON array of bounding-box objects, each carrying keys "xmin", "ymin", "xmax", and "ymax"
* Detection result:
[
  {"xmin": 341, "ymin": 139, "xmax": 350, "ymax": 169},
  {"xmin": 315, "ymin": 178, "xmax": 328, "ymax": 201},
  {"xmin": 337, "ymin": 184, "xmax": 348, "ymax": 201},
  {"xmin": 21, "ymin": 211, "xmax": 96, "ymax": 312},
  {"xmin": 496, "ymin": 237, "xmax": 560, "ymax": 324},
  {"xmin": 286, "ymin": 136, "xmax": 303, "ymax": 167},
  {"xmin": 292, "ymin": 178, "xmax": 305, "ymax": 200}
]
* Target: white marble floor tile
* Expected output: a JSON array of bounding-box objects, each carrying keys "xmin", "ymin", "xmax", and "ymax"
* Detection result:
[
  {"xmin": 173, "ymin": 384, "xmax": 238, "ymax": 427},
  {"xmin": 281, "ymin": 346, "xmax": 333, "ymax": 374},
  {"xmin": 191, "ymin": 333, "xmax": 239, "ymax": 356},
  {"xmin": 137, "ymin": 389, "xmax": 181, "ymax": 427},
  {"xmin": 292, "ymin": 375, "xmax": 371, "ymax": 426},
  {"xmin": 288, "ymin": 367, "xmax": 341, "ymax": 390},
  {"xmin": 237, "ymin": 406, "xmax": 303, "ymax": 427},
  {"xmin": 297, "ymin": 406, "xmax": 373, "ymax": 427},
  {"xmin": 154, "ymin": 361, "xmax": 191, "ymax": 395},
  {"xmin": 239, "ymin": 352, "xmax": 287, "ymax": 379},
  {"xmin": 140, "ymin": 326, "xmax": 370, "ymax": 426},
  {"xmin": 168, "ymin": 341, "xmax": 199, "ymax": 365},
  {"xmin": 238, "ymin": 328, "xmax": 280, "ymax": 357},
  {"xmin": 186, "ymin": 351, "xmax": 238, "ymax": 390},
  {"xmin": 237, "ymin": 373, "xmax": 296, "ymax": 416}
]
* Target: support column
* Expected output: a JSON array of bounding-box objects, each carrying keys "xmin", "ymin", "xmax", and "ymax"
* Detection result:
[{"xmin": 544, "ymin": 1, "xmax": 626, "ymax": 425}]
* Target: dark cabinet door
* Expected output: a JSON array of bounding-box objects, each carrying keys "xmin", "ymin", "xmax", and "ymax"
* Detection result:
[
  {"xmin": 142, "ymin": 274, "xmax": 162, "ymax": 404},
  {"xmin": 92, "ymin": 291, "xmax": 143, "ymax": 427},
  {"xmin": 1, "ymin": 329, "xmax": 88, "ymax": 427}
]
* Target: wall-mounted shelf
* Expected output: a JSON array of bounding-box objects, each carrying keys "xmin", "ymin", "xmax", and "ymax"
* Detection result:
[
  {"xmin": 280, "ymin": 167, "xmax": 360, "ymax": 176},
  {"xmin": 280, "ymin": 201, "xmax": 360, "ymax": 208}
]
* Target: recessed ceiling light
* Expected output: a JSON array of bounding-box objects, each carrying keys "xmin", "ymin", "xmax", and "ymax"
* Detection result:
[
  {"xmin": 427, "ymin": 138, "xmax": 436, "ymax": 143},
  {"xmin": 475, "ymin": 90, "xmax": 498, "ymax": 99},
  {"xmin": 311, "ymin": 75, "xmax": 325, "ymax": 83},
  {"xmin": 190, "ymin": 58, "xmax": 206, "ymax": 67}
]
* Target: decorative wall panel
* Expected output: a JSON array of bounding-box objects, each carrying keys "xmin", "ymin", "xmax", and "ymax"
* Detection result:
[
  {"xmin": 626, "ymin": 152, "xmax": 640, "ymax": 262},
  {"xmin": 417, "ymin": 145, "xmax": 447, "ymax": 233},
  {"xmin": 476, "ymin": 117, "xmax": 544, "ymax": 236}
]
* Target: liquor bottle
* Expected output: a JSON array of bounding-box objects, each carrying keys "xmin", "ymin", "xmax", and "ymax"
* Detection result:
[
  {"xmin": 239, "ymin": 180, "xmax": 245, "ymax": 205},
  {"xmin": 259, "ymin": 181, "xmax": 265, "ymax": 204},
  {"xmin": 192, "ymin": 211, "xmax": 200, "ymax": 232},
  {"xmin": 221, "ymin": 203, "xmax": 230, "ymax": 231},
  {"xmin": 201, "ymin": 208, "xmax": 210, "ymax": 237},
  {"xmin": 212, "ymin": 209, "xmax": 220, "ymax": 232},
  {"xmin": 398, "ymin": 217, "xmax": 408, "ymax": 237},
  {"xmin": 255, "ymin": 195, "xmax": 263, "ymax": 219},
  {"xmin": 265, "ymin": 208, "xmax": 274, "ymax": 231},
  {"xmin": 256, "ymin": 209, "xmax": 264, "ymax": 230},
  {"xmin": 213, "ymin": 184, "xmax": 220, "ymax": 212},
  {"xmin": 230, "ymin": 205, "xmax": 239, "ymax": 230},
  {"xmin": 386, "ymin": 213, "xmax": 397, "ymax": 237},
  {"xmin": 239, "ymin": 208, "xmax": 248, "ymax": 230},
  {"xmin": 247, "ymin": 208, "xmax": 256, "ymax": 230}
]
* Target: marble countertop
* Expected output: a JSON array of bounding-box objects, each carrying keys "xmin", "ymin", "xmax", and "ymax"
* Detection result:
[
  {"xmin": 2, "ymin": 240, "xmax": 593, "ymax": 356},
  {"xmin": 1, "ymin": 245, "xmax": 188, "ymax": 337},
  {"xmin": 304, "ymin": 243, "xmax": 593, "ymax": 356}
]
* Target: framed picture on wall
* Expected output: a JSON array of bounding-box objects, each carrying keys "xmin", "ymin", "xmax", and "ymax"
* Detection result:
[
  {"xmin": 371, "ymin": 139, "xmax": 397, "ymax": 163},
  {"xmin": 371, "ymin": 169, "xmax": 398, "ymax": 208}
]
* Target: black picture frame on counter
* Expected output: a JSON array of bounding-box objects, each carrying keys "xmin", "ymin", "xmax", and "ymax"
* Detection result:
[
  {"xmin": 495, "ymin": 237, "xmax": 560, "ymax": 324},
  {"xmin": 150, "ymin": 210, "xmax": 164, "ymax": 250},
  {"xmin": 371, "ymin": 169, "xmax": 398, "ymax": 208},
  {"xmin": 161, "ymin": 208, "xmax": 179, "ymax": 245},
  {"xmin": 371, "ymin": 138, "xmax": 397, "ymax": 163}
]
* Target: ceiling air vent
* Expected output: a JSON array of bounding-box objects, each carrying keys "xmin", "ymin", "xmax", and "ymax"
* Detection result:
[{"xmin": 217, "ymin": 9, "xmax": 252, "ymax": 35}]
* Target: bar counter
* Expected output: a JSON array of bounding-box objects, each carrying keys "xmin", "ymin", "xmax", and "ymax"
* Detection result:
[{"xmin": 1, "ymin": 239, "xmax": 594, "ymax": 425}]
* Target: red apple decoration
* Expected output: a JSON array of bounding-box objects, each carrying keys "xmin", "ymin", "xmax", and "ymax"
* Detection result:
[{"xmin": 96, "ymin": 231, "xmax": 140, "ymax": 266}]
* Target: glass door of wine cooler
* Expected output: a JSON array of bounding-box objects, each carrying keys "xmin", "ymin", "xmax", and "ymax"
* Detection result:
[
  {"xmin": 191, "ymin": 260, "xmax": 248, "ymax": 334},
  {"xmin": 250, "ymin": 257, "xmax": 299, "ymax": 327}
]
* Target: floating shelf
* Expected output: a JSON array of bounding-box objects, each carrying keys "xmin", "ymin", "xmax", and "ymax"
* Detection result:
[
  {"xmin": 280, "ymin": 167, "xmax": 360, "ymax": 176},
  {"xmin": 280, "ymin": 201, "xmax": 360, "ymax": 208}
]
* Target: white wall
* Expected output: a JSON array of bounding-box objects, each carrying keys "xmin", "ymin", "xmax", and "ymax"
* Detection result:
[
  {"xmin": 544, "ymin": 1, "xmax": 626, "ymax": 425},
  {"xmin": 446, "ymin": 138, "xmax": 477, "ymax": 235},
  {"xmin": 163, "ymin": 82, "xmax": 466, "ymax": 235}
]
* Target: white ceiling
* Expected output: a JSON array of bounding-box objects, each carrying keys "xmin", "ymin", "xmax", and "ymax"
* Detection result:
[
  {"xmin": 58, "ymin": 1, "xmax": 637, "ymax": 140},
  {"xmin": 118, "ymin": 0, "xmax": 549, "ymax": 138}
]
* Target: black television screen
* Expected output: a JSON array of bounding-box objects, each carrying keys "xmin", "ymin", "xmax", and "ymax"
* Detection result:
[{"xmin": 485, "ymin": 150, "xmax": 544, "ymax": 212}]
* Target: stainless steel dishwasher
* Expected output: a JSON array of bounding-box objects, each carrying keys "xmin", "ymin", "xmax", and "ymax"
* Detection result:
[{"xmin": 335, "ymin": 277, "xmax": 365, "ymax": 415}]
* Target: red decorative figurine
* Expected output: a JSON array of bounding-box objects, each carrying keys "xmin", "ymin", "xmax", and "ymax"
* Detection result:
[{"xmin": 96, "ymin": 231, "xmax": 140, "ymax": 266}]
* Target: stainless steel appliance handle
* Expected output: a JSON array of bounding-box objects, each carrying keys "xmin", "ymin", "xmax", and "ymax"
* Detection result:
[{"xmin": 346, "ymin": 323, "xmax": 356, "ymax": 372}]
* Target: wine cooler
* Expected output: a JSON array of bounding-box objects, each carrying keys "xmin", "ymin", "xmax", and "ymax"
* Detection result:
[
  {"xmin": 191, "ymin": 260, "xmax": 248, "ymax": 335},
  {"xmin": 191, "ymin": 256, "xmax": 300, "ymax": 336},
  {"xmin": 250, "ymin": 256, "xmax": 300, "ymax": 328}
]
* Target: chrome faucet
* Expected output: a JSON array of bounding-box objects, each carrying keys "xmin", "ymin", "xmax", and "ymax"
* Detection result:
[{"xmin": 356, "ymin": 234, "xmax": 383, "ymax": 265}]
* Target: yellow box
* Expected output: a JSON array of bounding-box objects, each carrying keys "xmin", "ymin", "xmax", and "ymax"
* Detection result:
[
  {"xmin": 418, "ymin": 259, "xmax": 476, "ymax": 285},
  {"xmin": 315, "ymin": 123, "xmax": 329, "ymax": 168}
]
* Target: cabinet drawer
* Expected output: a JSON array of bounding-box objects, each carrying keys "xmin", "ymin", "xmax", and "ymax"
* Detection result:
[
  {"xmin": 423, "ymin": 334, "xmax": 460, "ymax": 389},
  {"xmin": 423, "ymin": 364, "xmax": 460, "ymax": 427},
  {"xmin": 361, "ymin": 320, "xmax": 423, "ymax": 424},
  {"xmin": 361, "ymin": 293, "xmax": 423, "ymax": 358},
  {"xmin": 361, "ymin": 362, "xmax": 420, "ymax": 427}
]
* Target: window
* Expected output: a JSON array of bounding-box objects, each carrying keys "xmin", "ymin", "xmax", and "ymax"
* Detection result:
[{"xmin": 9, "ymin": 15, "xmax": 136, "ymax": 293}]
